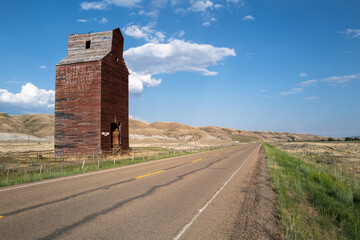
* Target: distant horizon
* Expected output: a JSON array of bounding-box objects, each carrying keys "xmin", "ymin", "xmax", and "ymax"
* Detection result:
[
  {"xmin": 0, "ymin": 1, "xmax": 359, "ymax": 138},
  {"xmin": 1, "ymin": 111, "xmax": 357, "ymax": 139}
]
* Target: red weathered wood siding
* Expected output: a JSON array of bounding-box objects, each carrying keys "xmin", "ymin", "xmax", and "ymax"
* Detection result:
[{"xmin": 55, "ymin": 28, "xmax": 129, "ymax": 155}]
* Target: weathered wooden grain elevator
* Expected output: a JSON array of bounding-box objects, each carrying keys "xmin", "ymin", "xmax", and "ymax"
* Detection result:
[{"xmin": 55, "ymin": 28, "xmax": 129, "ymax": 155}]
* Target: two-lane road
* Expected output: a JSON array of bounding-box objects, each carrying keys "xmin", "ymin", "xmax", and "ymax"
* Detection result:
[{"xmin": 0, "ymin": 143, "xmax": 262, "ymax": 239}]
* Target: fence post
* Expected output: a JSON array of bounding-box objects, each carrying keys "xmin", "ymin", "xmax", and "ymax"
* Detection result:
[
  {"xmin": 113, "ymin": 157, "xmax": 116, "ymax": 165},
  {"xmin": 6, "ymin": 168, "xmax": 9, "ymax": 182},
  {"xmin": 61, "ymin": 162, "xmax": 63, "ymax": 173},
  {"xmin": 98, "ymin": 158, "xmax": 100, "ymax": 168},
  {"xmin": 39, "ymin": 165, "xmax": 43, "ymax": 174},
  {"xmin": 132, "ymin": 154, "xmax": 135, "ymax": 163},
  {"xmin": 82, "ymin": 160, "xmax": 85, "ymax": 169}
]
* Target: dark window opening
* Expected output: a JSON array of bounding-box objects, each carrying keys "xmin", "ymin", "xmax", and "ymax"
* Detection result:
[{"xmin": 85, "ymin": 40, "xmax": 91, "ymax": 49}]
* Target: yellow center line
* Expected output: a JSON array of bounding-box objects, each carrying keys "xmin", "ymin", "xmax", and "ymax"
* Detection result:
[
  {"xmin": 192, "ymin": 158, "xmax": 202, "ymax": 163},
  {"xmin": 0, "ymin": 216, "xmax": 3, "ymax": 218},
  {"xmin": 213, "ymin": 154, "xmax": 219, "ymax": 156},
  {"xmin": 136, "ymin": 170, "xmax": 164, "ymax": 179}
]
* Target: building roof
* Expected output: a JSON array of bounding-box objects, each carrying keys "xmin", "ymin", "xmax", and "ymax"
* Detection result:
[{"xmin": 57, "ymin": 28, "xmax": 121, "ymax": 66}]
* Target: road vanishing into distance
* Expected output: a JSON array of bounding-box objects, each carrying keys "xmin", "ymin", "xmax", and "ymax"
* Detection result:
[{"xmin": 0, "ymin": 143, "xmax": 262, "ymax": 240}]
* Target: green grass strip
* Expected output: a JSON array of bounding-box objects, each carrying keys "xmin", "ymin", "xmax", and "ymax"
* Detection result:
[
  {"xmin": 264, "ymin": 143, "xmax": 360, "ymax": 240},
  {"xmin": 0, "ymin": 145, "xmax": 233, "ymax": 188}
]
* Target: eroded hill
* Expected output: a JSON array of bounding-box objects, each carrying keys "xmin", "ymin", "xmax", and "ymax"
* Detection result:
[{"xmin": 0, "ymin": 113, "xmax": 335, "ymax": 144}]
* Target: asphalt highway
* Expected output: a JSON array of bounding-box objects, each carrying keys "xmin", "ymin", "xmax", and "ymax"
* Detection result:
[{"xmin": 0, "ymin": 142, "xmax": 262, "ymax": 240}]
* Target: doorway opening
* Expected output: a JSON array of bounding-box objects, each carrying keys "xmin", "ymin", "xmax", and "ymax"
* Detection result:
[{"xmin": 111, "ymin": 123, "xmax": 121, "ymax": 152}]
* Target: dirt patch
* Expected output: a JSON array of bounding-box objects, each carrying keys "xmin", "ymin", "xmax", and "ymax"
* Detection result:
[{"xmin": 230, "ymin": 145, "xmax": 280, "ymax": 240}]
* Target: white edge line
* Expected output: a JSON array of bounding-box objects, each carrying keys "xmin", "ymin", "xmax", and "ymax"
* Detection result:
[
  {"xmin": 0, "ymin": 145, "xmax": 241, "ymax": 193},
  {"xmin": 172, "ymin": 144, "xmax": 259, "ymax": 240}
]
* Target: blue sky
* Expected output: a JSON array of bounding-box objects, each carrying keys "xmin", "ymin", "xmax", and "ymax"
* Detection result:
[{"xmin": 0, "ymin": 0, "xmax": 359, "ymax": 137}]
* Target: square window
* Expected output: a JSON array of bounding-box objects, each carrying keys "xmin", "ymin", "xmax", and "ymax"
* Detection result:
[{"xmin": 85, "ymin": 41, "xmax": 91, "ymax": 49}]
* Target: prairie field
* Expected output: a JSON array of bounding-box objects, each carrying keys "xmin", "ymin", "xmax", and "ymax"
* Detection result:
[
  {"xmin": 273, "ymin": 141, "xmax": 360, "ymax": 180},
  {"xmin": 265, "ymin": 142, "xmax": 360, "ymax": 240}
]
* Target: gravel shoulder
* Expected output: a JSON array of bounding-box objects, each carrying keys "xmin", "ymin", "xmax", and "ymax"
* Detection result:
[{"xmin": 230, "ymin": 144, "xmax": 280, "ymax": 240}]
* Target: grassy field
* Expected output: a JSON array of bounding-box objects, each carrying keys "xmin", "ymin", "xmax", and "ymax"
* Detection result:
[{"xmin": 265, "ymin": 143, "xmax": 360, "ymax": 239}]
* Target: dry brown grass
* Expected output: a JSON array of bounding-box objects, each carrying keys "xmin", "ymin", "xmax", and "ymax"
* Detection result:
[
  {"xmin": 273, "ymin": 141, "xmax": 360, "ymax": 180},
  {"xmin": 0, "ymin": 141, "xmax": 54, "ymax": 153}
]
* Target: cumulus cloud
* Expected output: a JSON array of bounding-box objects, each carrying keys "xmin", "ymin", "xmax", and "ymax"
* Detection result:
[
  {"xmin": 139, "ymin": 9, "xmax": 160, "ymax": 18},
  {"xmin": 39, "ymin": 66, "xmax": 47, "ymax": 69},
  {"xmin": 124, "ymin": 39, "xmax": 236, "ymax": 76},
  {"xmin": 80, "ymin": 0, "xmax": 141, "ymax": 10},
  {"xmin": 242, "ymin": 15, "xmax": 254, "ymax": 21},
  {"xmin": 123, "ymin": 24, "xmax": 165, "ymax": 43},
  {"xmin": 188, "ymin": 0, "xmax": 213, "ymax": 12},
  {"xmin": 279, "ymin": 88, "xmax": 302, "ymax": 96},
  {"xmin": 203, "ymin": 17, "xmax": 216, "ymax": 26},
  {"xmin": 0, "ymin": 83, "xmax": 55, "ymax": 108},
  {"xmin": 297, "ymin": 79, "xmax": 317, "ymax": 87},
  {"xmin": 339, "ymin": 29, "xmax": 360, "ymax": 39},
  {"xmin": 202, "ymin": 21, "xmax": 210, "ymax": 27},
  {"xmin": 299, "ymin": 72, "xmax": 307, "ymax": 77},
  {"xmin": 129, "ymin": 70, "xmax": 162, "ymax": 94},
  {"xmin": 321, "ymin": 73, "xmax": 360, "ymax": 85},
  {"xmin": 80, "ymin": 1, "xmax": 108, "ymax": 10},
  {"xmin": 77, "ymin": 19, "xmax": 89, "ymax": 22}
]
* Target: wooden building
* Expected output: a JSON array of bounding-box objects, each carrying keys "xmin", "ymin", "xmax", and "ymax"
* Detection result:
[{"xmin": 55, "ymin": 28, "xmax": 129, "ymax": 155}]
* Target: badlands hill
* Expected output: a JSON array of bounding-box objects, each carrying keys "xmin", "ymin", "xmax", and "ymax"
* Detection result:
[
  {"xmin": 0, "ymin": 113, "xmax": 54, "ymax": 141},
  {"xmin": 0, "ymin": 113, "xmax": 334, "ymax": 144}
]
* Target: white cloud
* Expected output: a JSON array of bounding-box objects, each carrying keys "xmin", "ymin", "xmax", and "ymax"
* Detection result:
[
  {"xmin": 321, "ymin": 73, "xmax": 360, "ymax": 85},
  {"xmin": 80, "ymin": 1, "xmax": 108, "ymax": 10},
  {"xmin": 339, "ymin": 29, "xmax": 360, "ymax": 39},
  {"xmin": 261, "ymin": 89, "xmax": 268, "ymax": 93},
  {"xmin": 151, "ymin": 0, "xmax": 167, "ymax": 8},
  {"xmin": 39, "ymin": 66, "xmax": 47, "ymax": 69},
  {"xmin": 188, "ymin": 0, "xmax": 213, "ymax": 12},
  {"xmin": 242, "ymin": 15, "xmax": 254, "ymax": 21},
  {"xmin": 110, "ymin": 0, "xmax": 141, "ymax": 7},
  {"xmin": 129, "ymin": 70, "xmax": 162, "ymax": 94},
  {"xmin": 139, "ymin": 9, "xmax": 160, "ymax": 17},
  {"xmin": 202, "ymin": 21, "xmax": 210, "ymax": 27},
  {"xmin": 299, "ymin": 72, "xmax": 307, "ymax": 77},
  {"xmin": 80, "ymin": 0, "xmax": 141, "ymax": 10},
  {"xmin": 123, "ymin": 24, "xmax": 165, "ymax": 43},
  {"xmin": 279, "ymin": 88, "xmax": 302, "ymax": 96},
  {"xmin": 124, "ymin": 39, "xmax": 236, "ymax": 76},
  {"xmin": 177, "ymin": 30, "xmax": 185, "ymax": 37},
  {"xmin": 77, "ymin": 19, "xmax": 89, "ymax": 22},
  {"xmin": 6, "ymin": 80, "xmax": 24, "ymax": 84},
  {"xmin": 305, "ymin": 96, "xmax": 319, "ymax": 100},
  {"xmin": 0, "ymin": 83, "xmax": 55, "ymax": 108},
  {"xmin": 214, "ymin": 4, "xmax": 223, "ymax": 9},
  {"xmin": 297, "ymin": 79, "xmax": 317, "ymax": 87},
  {"xmin": 97, "ymin": 17, "xmax": 108, "ymax": 24}
]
